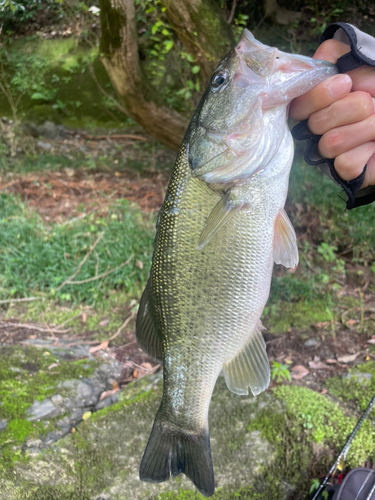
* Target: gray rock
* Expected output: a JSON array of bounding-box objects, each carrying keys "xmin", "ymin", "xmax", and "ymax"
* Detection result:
[
  {"xmin": 63, "ymin": 397, "xmax": 77, "ymax": 410},
  {"xmin": 0, "ymin": 419, "xmax": 8, "ymax": 431},
  {"xmin": 95, "ymin": 396, "xmax": 113, "ymax": 411},
  {"xmin": 27, "ymin": 399, "xmax": 61, "ymax": 421},
  {"xmin": 51, "ymin": 394, "xmax": 64, "ymax": 406},
  {"xmin": 343, "ymin": 372, "xmax": 372, "ymax": 384},
  {"xmin": 92, "ymin": 359, "xmax": 122, "ymax": 387},
  {"xmin": 70, "ymin": 408, "xmax": 85, "ymax": 421},
  {"xmin": 44, "ymin": 430, "xmax": 68, "ymax": 446},
  {"xmin": 304, "ymin": 339, "xmax": 319, "ymax": 347},
  {"xmin": 57, "ymin": 379, "xmax": 81, "ymax": 390},
  {"xmin": 76, "ymin": 381, "xmax": 98, "ymax": 406},
  {"xmin": 36, "ymin": 121, "xmax": 66, "ymax": 140},
  {"xmin": 36, "ymin": 140, "xmax": 52, "ymax": 151},
  {"xmin": 25, "ymin": 438, "xmax": 43, "ymax": 448}
]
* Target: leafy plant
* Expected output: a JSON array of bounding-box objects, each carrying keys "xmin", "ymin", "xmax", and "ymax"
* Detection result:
[
  {"xmin": 309, "ymin": 477, "xmax": 320, "ymax": 493},
  {"xmin": 271, "ymin": 361, "xmax": 291, "ymax": 383}
]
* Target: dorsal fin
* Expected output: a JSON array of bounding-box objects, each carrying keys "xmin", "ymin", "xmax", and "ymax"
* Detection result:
[
  {"xmin": 223, "ymin": 320, "xmax": 270, "ymax": 396},
  {"xmin": 197, "ymin": 191, "xmax": 244, "ymax": 250},
  {"xmin": 273, "ymin": 208, "xmax": 299, "ymax": 268},
  {"xmin": 135, "ymin": 280, "xmax": 163, "ymax": 362}
]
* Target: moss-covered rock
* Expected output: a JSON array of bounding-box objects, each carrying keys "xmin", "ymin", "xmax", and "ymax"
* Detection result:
[{"xmin": 2, "ymin": 351, "xmax": 375, "ymax": 499}]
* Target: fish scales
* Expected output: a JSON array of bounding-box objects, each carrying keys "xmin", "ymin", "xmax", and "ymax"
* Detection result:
[{"xmin": 136, "ymin": 29, "xmax": 337, "ymax": 497}]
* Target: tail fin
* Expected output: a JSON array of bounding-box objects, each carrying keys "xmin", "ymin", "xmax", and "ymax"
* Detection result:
[{"xmin": 140, "ymin": 409, "xmax": 215, "ymax": 497}]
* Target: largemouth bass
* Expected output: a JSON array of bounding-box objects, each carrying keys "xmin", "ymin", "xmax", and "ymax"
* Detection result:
[{"xmin": 136, "ymin": 30, "xmax": 337, "ymax": 497}]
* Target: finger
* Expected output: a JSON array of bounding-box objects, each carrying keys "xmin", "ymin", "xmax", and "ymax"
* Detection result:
[
  {"xmin": 313, "ymin": 39, "xmax": 351, "ymax": 63},
  {"xmin": 308, "ymin": 91, "xmax": 375, "ymax": 135},
  {"xmin": 349, "ymin": 65, "xmax": 375, "ymax": 96},
  {"xmin": 289, "ymin": 39, "xmax": 352, "ymax": 121},
  {"xmin": 366, "ymin": 153, "xmax": 375, "ymax": 187},
  {"xmin": 334, "ymin": 142, "xmax": 375, "ymax": 187},
  {"xmin": 289, "ymin": 74, "xmax": 352, "ymax": 121},
  {"xmin": 318, "ymin": 114, "xmax": 375, "ymax": 158}
]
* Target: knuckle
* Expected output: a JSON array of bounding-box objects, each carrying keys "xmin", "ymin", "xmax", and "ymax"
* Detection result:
[
  {"xmin": 319, "ymin": 130, "xmax": 343, "ymax": 158},
  {"xmin": 354, "ymin": 91, "xmax": 373, "ymax": 117}
]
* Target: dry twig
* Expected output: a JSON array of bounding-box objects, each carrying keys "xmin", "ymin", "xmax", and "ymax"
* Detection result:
[
  {"xmin": 64, "ymin": 312, "xmax": 135, "ymax": 348},
  {"xmin": 66, "ymin": 255, "xmax": 133, "ymax": 285},
  {"xmin": 0, "ymin": 296, "xmax": 42, "ymax": 304},
  {"xmin": 0, "ymin": 322, "xmax": 71, "ymax": 334},
  {"xmin": 55, "ymin": 232, "xmax": 104, "ymax": 291}
]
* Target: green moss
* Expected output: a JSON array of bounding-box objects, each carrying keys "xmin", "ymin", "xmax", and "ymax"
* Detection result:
[
  {"xmin": 264, "ymin": 298, "xmax": 332, "ymax": 332},
  {"xmin": 326, "ymin": 361, "xmax": 375, "ymax": 411},
  {"xmin": 273, "ymin": 385, "xmax": 375, "ymax": 466},
  {"xmin": 0, "ymin": 345, "xmax": 99, "ymax": 462}
]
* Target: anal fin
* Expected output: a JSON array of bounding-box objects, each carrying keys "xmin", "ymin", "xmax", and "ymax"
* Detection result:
[
  {"xmin": 273, "ymin": 208, "xmax": 299, "ymax": 268},
  {"xmin": 223, "ymin": 320, "xmax": 270, "ymax": 396},
  {"xmin": 197, "ymin": 191, "xmax": 244, "ymax": 250},
  {"xmin": 135, "ymin": 279, "xmax": 163, "ymax": 362}
]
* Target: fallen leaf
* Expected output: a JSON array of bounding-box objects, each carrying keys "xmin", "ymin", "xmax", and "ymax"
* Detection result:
[
  {"xmin": 99, "ymin": 388, "xmax": 120, "ymax": 401},
  {"xmin": 346, "ymin": 319, "xmax": 357, "ymax": 328},
  {"xmin": 82, "ymin": 313, "xmax": 87, "ymax": 324},
  {"xmin": 337, "ymin": 353, "xmax": 360, "ymax": 363},
  {"xmin": 82, "ymin": 411, "xmax": 92, "ymax": 421},
  {"xmin": 141, "ymin": 362, "xmax": 153, "ymax": 371},
  {"xmin": 291, "ymin": 365, "xmax": 309, "ymax": 379},
  {"xmin": 112, "ymin": 380, "xmax": 119, "ymax": 390},
  {"xmin": 99, "ymin": 319, "xmax": 110, "ymax": 327},
  {"xmin": 47, "ymin": 363, "xmax": 59, "ymax": 370},
  {"xmin": 326, "ymin": 359, "xmax": 338, "ymax": 364},
  {"xmin": 133, "ymin": 363, "xmax": 160, "ymax": 379},
  {"xmin": 308, "ymin": 361, "xmax": 329, "ymax": 370},
  {"xmin": 321, "ymin": 388, "xmax": 328, "ymax": 395},
  {"xmin": 88, "ymin": 340, "xmax": 109, "ymax": 354},
  {"xmin": 315, "ymin": 322, "xmax": 329, "ymax": 328},
  {"xmin": 136, "ymin": 260, "xmax": 143, "ymax": 270},
  {"xmin": 367, "ymin": 339, "xmax": 375, "ymax": 344}
]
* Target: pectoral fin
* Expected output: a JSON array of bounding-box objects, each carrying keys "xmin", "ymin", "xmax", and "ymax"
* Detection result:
[
  {"xmin": 135, "ymin": 280, "xmax": 163, "ymax": 362},
  {"xmin": 273, "ymin": 208, "xmax": 299, "ymax": 268},
  {"xmin": 197, "ymin": 191, "xmax": 244, "ymax": 250},
  {"xmin": 223, "ymin": 320, "xmax": 270, "ymax": 396}
]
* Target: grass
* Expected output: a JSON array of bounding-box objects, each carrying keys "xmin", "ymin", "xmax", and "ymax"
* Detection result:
[{"xmin": 0, "ymin": 193, "xmax": 155, "ymax": 305}]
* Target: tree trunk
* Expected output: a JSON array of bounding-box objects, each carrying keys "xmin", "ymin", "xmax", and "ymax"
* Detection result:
[
  {"xmin": 160, "ymin": 0, "xmax": 234, "ymax": 86},
  {"xmin": 99, "ymin": 0, "xmax": 188, "ymax": 151}
]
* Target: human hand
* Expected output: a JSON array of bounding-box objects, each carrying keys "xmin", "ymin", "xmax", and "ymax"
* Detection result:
[{"xmin": 289, "ymin": 39, "xmax": 375, "ymax": 189}]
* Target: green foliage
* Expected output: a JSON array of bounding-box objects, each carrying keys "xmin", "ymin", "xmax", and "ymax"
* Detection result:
[
  {"xmin": 0, "ymin": 0, "xmax": 64, "ymax": 35},
  {"xmin": 310, "ymin": 478, "xmax": 320, "ymax": 493},
  {"xmin": 289, "ymin": 158, "xmax": 375, "ymax": 265},
  {"xmin": 0, "ymin": 193, "xmax": 155, "ymax": 304},
  {"xmin": 270, "ymin": 361, "xmax": 291, "ymax": 383}
]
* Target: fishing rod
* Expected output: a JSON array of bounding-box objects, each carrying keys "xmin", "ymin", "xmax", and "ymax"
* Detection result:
[{"xmin": 312, "ymin": 392, "xmax": 375, "ymax": 500}]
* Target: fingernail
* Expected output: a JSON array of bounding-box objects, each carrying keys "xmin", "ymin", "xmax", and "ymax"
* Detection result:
[{"xmin": 328, "ymin": 74, "xmax": 352, "ymax": 99}]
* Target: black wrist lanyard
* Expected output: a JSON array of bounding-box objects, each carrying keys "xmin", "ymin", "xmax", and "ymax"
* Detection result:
[{"xmin": 291, "ymin": 23, "xmax": 375, "ymax": 210}]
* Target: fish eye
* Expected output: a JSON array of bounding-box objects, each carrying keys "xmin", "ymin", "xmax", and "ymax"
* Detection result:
[{"xmin": 211, "ymin": 72, "xmax": 228, "ymax": 91}]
